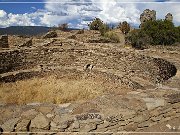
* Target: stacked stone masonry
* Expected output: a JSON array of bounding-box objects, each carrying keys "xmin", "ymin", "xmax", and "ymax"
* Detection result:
[
  {"xmin": 0, "ymin": 35, "xmax": 8, "ymax": 48},
  {"xmin": 0, "ymin": 90, "xmax": 179, "ymax": 133},
  {"xmin": 0, "ymin": 45, "xmax": 177, "ymax": 84}
]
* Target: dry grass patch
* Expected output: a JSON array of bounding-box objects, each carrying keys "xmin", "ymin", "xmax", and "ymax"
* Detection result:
[{"xmin": 0, "ymin": 75, "xmax": 111, "ymax": 104}]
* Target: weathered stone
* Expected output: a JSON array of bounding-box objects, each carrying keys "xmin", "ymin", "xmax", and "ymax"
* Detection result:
[
  {"xmin": 138, "ymin": 120, "xmax": 151, "ymax": 128},
  {"xmin": 167, "ymin": 93, "xmax": 180, "ymax": 104},
  {"xmin": 80, "ymin": 123, "xmax": 97, "ymax": 132},
  {"xmin": 97, "ymin": 121, "xmax": 110, "ymax": 129},
  {"xmin": 163, "ymin": 111, "xmax": 177, "ymax": 118},
  {"xmin": 124, "ymin": 123, "xmax": 138, "ymax": 131},
  {"xmin": 165, "ymin": 13, "xmax": 173, "ymax": 22},
  {"xmin": 106, "ymin": 123, "xmax": 121, "ymax": 131},
  {"xmin": 68, "ymin": 121, "xmax": 80, "ymax": 132},
  {"xmin": 118, "ymin": 120, "xmax": 129, "ymax": 126},
  {"xmin": 150, "ymin": 108, "xmax": 161, "ymax": 117},
  {"xmin": 0, "ymin": 108, "xmax": 14, "ymax": 125},
  {"xmin": 21, "ymin": 109, "xmax": 38, "ymax": 119},
  {"xmin": 160, "ymin": 117, "xmax": 171, "ymax": 123},
  {"xmin": 30, "ymin": 113, "xmax": 50, "ymax": 130},
  {"xmin": 176, "ymin": 108, "xmax": 180, "ymax": 113},
  {"xmin": 173, "ymin": 112, "xmax": 180, "ymax": 118},
  {"xmin": 159, "ymin": 107, "xmax": 172, "ymax": 114},
  {"xmin": 50, "ymin": 121, "xmax": 64, "ymax": 132},
  {"xmin": 140, "ymin": 9, "xmax": 156, "ymax": 27},
  {"xmin": 151, "ymin": 114, "xmax": 163, "ymax": 122},
  {"xmin": 43, "ymin": 31, "xmax": 57, "ymax": 38},
  {"xmin": 18, "ymin": 38, "xmax": 32, "ymax": 48},
  {"xmin": 121, "ymin": 110, "xmax": 136, "ymax": 120},
  {"xmin": 58, "ymin": 121, "xmax": 71, "ymax": 129},
  {"xmin": 172, "ymin": 102, "xmax": 180, "ymax": 109},
  {"xmin": 78, "ymin": 118, "xmax": 103, "ymax": 124},
  {"xmin": 46, "ymin": 113, "xmax": 54, "ymax": 118},
  {"xmin": 37, "ymin": 106, "xmax": 53, "ymax": 114},
  {"xmin": 142, "ymin": 98, "xmax": 165, "ymax": 110},
  {"xmin": 70, "ymin": 121, "xmax": 80, "ymax": 129},
  {"xmin": 53, "ymin": 115, "xmax": 61, "ymax": 124},
  {"xmin": 133, "ymin": 114, "xmax": 149, "ymax": 123},
  {"xmin": 118, "ymin": 126, "xmax": 125, "ymax": 132},
  {"xmin": 1, "ymin": 118, "xmax": 19, "ymax": 132},
  {"xmin": 0, "ymin": 35, "xmax": 8, "ymax": 48},
  {"xmin": 15, "ymin": 119, "xmax": 31, "ymax": 131}
]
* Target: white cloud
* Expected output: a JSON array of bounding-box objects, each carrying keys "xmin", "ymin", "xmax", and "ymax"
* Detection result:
[
  {"xmin": 43, "ymin": 0, "xmax": 141, "ymax": 27},
  {"xmin": 0, "ymin": 0, "xmax": 179, "ymax": 28}
]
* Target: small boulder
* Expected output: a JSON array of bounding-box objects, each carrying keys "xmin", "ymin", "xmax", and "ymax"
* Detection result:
[
  {"xmin": 1, "ymin": 118, "xmax": 19, "ymax": 132},
  {"xmin": 30, "ymin": 113, "xmax": 50, "ymax": 130},
  {"xmin": 165, "ymin": 13, "xmax": 173, "ymax": 22},
  {"xmin": 43, "ymin": 31, "xmax": 57, "ymax": 38}
]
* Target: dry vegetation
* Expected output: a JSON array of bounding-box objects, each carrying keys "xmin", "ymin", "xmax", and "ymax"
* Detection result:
[{"xmin": 0, "ymin": 75, "xmax": 129, "ymax": 104}]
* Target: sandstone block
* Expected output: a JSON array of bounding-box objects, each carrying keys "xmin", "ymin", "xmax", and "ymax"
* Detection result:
[
  {"xmin": 30, "ymin": 113, "xmax": 50, "ymax": 130},
  {"xmin": 1, "ymin": 118, "xmax": 19, "ymax": 132}
]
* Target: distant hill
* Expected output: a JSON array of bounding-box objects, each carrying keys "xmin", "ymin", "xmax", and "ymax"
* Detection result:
[
  {"xmin": 0, "ymin": 26, "xmax": 82, "ymax": 36},
  {"xmin": 0, "ymin": 26, "xmax": 51, "ymax": 36}
]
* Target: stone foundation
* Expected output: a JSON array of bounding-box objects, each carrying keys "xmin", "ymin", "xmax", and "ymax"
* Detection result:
[
  {"xmin": 0, "ymin": 35, "xmax": 8, "ymax": 48},
  {"xmin": 0, "ymin": 90, "xmax": 179, "ymax": 133}
]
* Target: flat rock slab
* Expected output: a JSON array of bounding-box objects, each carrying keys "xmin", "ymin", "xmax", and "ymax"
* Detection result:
[
  {"xmin": 142, "ymin": 98, "xmax": 165, "ymax": 110},
  {"xmin": 30, "ymin": 113, "xmax": 50, "ymax": 130},
  {"xmin": 1, "ymin": 118, "xmax": 19, "ymax": 132}
]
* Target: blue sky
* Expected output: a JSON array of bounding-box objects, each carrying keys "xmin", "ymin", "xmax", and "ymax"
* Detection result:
[{"xmin": 0, "ymin": 0, "xmax": 179, "ymax": 28}]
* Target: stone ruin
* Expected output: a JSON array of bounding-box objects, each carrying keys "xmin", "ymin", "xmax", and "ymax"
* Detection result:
[
  {"xmin": 0, "ymin": 35, "xmax": 8, "ymax": 48},
  {"xmin": 43, "ymin": 31, "xmax": 57, "ymax": 39},
  {"xmin": 0, "ymin": 29, "xmax": 179, "ymax": 133},
  {"xmin": 140, "ymin": 9, "xmax": 156, "ymax": 27},
  {"xmin": 165, "ymin": 13, "xmax": 173, "ymax": 22},
  {"xmin": 140, "ymin": 9, "xmax": 174, "ymax": 27},
  {"xmin": 18, "ymin": 38, "xmax": 33, "ymax": 48}
]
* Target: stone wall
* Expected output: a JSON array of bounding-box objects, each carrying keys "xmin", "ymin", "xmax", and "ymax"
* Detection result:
[
  {"xmin": 0, "ymin": 35, "xmax": 8, "ymax": 48},
  {"xmin": 0, "ymin": 46, "xmax": 177, "ymax": 84},
  {"xmin": 0, "ymin": 90, "xmax": 179, "ymax": 133}
]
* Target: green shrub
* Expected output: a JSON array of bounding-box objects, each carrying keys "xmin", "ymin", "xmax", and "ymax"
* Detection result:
[
  {"xmin": 88, "ymin": 18, "xmax": 110, "ymax": 36},
  {"xmin": 58, "ymin": 23, "xmax": 68, "ymax": 31},
  {"xmin": 88, "ymin": 18, "xmax": 104, "ymax": 30},
  {"xmin": 118, "ymin": 21, "xmax": 130, "ymax": 34},
  {"xmin": 142, "ymin": 20, "xmax": 179, "ymax": 45},
  {"xmin": 99, "ymin": 23, "xmax": 110, "ymax": 36},
  {"xmin": 176, "ymin": 26, "xmax": 180, "ymax": 43},
  {"xmin": 104, "ymin": 31, "xmax": 121, "ymax": 43},
  {"xmin": 127, "ymin": 20, "xmax": 179, "ymax": 49},
  {"xmin": 126, "ymin": 29, "xmax": 152, "ymax": 49}
]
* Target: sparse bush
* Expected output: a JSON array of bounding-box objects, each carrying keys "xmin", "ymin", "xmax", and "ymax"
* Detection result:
[
  {"xmin": 99, "ymin": 23, "xmax": 110, "ymax": 36},
  {"xmin": 104, "ymin": 31, "xmax": 121, "ymax": 43},
  {"xmin": 88, "ymin": 18, "xmax": 104, "ymax": 30},
  {"xmin": 118, "ymin": 21, "xmax": 130, "ymax": 34},
  {"xmin": 88, "ymin": 18, "xmax": 110, "ymax": 36},
  {"xmin": 58, "ymin": 23, "xmax": 68, "ymax": 31}
]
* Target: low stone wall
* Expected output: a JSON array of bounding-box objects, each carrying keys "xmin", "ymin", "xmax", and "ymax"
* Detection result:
[
  {"xmin": 0, "ymin": 46, "xmax": 177, "ymax": 84},
  {"xmin": 0, "ymin": 90, "xmax": 179, "ymax": 133},
  {"xmin": 0, "ymin": 35, "xmax": 8, "ymax": 48}
]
